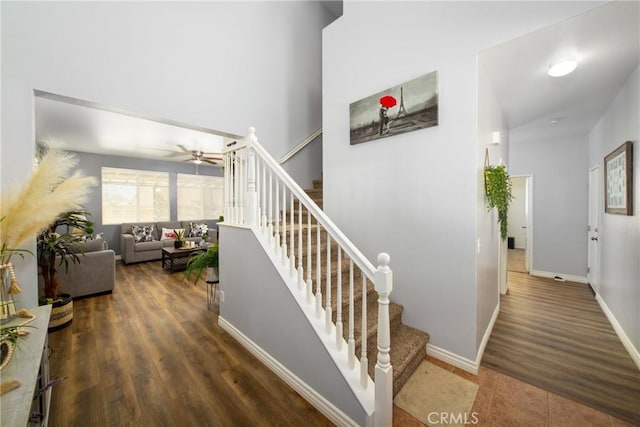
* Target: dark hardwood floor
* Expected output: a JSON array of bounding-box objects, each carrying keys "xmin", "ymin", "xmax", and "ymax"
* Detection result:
[
  {"xmin": 482, "ymin": 272, "xmax": 640, "ymax": 424},
  {"xmin": 47, "ymin": 260, "xmax": 332, "ymax": 426}
]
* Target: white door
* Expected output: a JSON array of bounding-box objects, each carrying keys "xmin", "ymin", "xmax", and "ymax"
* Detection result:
[{"xmin": 588, "ymin": 166, "xmax": 600, "ymax": 292}]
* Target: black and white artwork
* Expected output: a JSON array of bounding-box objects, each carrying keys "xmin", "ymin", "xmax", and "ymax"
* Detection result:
[{"xmin": 349, "ymin": 71, "xmax": 438, "ymax": 145}]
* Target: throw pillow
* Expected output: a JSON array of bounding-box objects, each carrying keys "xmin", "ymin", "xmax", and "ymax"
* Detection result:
[
  {"xmin": 131, "ymin": 225, "xmax": 155, "ymax": 243},
  {"xmin": 189, "ymin": 222, "xmax": 208, "ymax": 238},
  {"xmin": 161, "ymin": 227, "xmax": 182, "ymax": 240}
]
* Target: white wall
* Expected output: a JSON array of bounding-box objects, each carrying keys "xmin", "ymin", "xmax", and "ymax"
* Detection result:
[
  {"xmin": 322, "ymin": 1, "xmax": 601, "ymax": 361},
  {"xmin": 476, "ymin": 63, "xmax": 509, "ymax": 349},
  {"xmin": 589, "ymin": 65, "xmax": 640, "ymax": 353},
  {"xmin": 509, "ymin": 134, "xmax": 590, "ymax": 279},
  {"xmin": 1, "ymin": 1, "xmax": 332, "ymax": 307},
  {"xmin": 219, "ymin": 225, "xmax": 367, "ymax": 425}
]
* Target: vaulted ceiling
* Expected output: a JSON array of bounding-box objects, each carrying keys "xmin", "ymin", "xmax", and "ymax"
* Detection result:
[{"xmin": 480, "ymin": 1, "xmax": 639, "ymax": 143}]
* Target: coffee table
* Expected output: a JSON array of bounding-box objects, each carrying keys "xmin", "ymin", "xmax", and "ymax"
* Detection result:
[{"xmin": 161, "ymin": 246, "xmax": 204, "ymax": 272}]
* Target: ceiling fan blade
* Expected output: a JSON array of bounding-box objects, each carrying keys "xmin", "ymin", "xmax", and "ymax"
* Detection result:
[
  {"xmin": 202, "ymin": 159, "xmax": 218, "ymax": 165},
  {"xmin": 177, "ymin": 144, "xmax": 191, "ymax": 153},
  {"xmin": 202, "ymin": 156, "xmax": 223, "ymax": 161}
]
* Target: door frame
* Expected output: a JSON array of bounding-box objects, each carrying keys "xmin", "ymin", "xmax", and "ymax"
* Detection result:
[
  {"xmin": 502, "ymin": 174, "xmax": 533, "ymax": 294},
  {"xmin": 587, "ymin": 165, "xmax": 601, "ymax": 292}
]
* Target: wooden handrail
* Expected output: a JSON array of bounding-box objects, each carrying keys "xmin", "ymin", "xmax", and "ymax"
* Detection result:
[{"xmin": 277, "ymin": 128, "xmax": 323, "ymax": 164}]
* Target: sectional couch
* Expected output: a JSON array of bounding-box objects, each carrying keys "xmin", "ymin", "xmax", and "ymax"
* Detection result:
[{"xmin": 120, "ymin": 220, "xmax": 217, "ymax": 264}]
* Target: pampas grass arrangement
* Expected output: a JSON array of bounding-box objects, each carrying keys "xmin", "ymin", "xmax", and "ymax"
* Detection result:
[{"xmin": 0, "ymin": 147, "xmax": 96, "ymax": 296}]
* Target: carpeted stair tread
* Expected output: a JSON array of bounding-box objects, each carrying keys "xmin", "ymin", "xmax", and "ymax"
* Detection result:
[
  {"xmin": 366, "ymin": 324, "xmax": 430, "ymax": 396},
  {"xmin": 292, "ymin": 179, "xmax": 430, "ymax": 399}
]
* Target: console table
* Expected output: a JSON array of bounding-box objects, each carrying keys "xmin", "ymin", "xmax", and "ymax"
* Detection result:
[{"xmin": 0, "ymin": 304, "xmax": 52, "ymax": 427}]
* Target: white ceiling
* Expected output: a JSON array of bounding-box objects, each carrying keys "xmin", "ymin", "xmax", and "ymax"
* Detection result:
[
  {"xmin": 35, "ymin": 91, "xmax": 241, "ymax": 165},
  {"xmin": 480, "ymin": 1, "xmax": 639, "ymax": 143},
  {"xmin": 34, "ymin": 2, "xmax": 638, "ymax": 159}
]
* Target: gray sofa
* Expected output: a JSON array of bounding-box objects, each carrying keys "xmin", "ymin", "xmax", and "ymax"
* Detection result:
[
  {"xmin": 120, "ymin": 220, "xmax": 217, "ymax": 264},
  {"xmin": 38, "ymin": 238, "xmax": 116, "ymax": 298}
]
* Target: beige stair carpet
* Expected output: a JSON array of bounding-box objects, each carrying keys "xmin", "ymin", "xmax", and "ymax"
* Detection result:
[{"xmin": 394, "ymin": 360, "xmax": 479, "ymax": 427}]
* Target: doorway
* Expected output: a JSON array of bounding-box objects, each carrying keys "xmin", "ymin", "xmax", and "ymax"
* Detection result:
[
  {"xmin": 587, "ymin": 166, "xmax": 600, "ymax": 293},
  {"xmin": 507, "ymin": 176, "xmax": 532, "ymax": 274}
]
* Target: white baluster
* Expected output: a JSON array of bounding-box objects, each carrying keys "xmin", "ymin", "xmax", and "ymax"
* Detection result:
[
  {"xmin": 239, "ymin": 149, "xmax": 244, "ymax": 224},
  {"xmin": 268, "ymin": 170, "xmax": 273, "ymax": 242},
  {"xmin": 316, "ymin": 225, "xmax": 322, "ymax": 318},
  {"xmin": 246, "ymin": 142, "xmax": 257, "ymax": 227},
  {"xmin": 281, "ymin": 183, "xmax": 287, "ymax": 265},
  {"xmin": 374, "ymin": 253, "xmax": 393, "ymax": 427},
  {"xmin": 224, "ymin": 153, "xmax": 231, "ymax": 223},
  {"xmin": 306, "ymin": 209, "xmax": 312, "ymax": 304},
  {"xmin": 336, "ymin": 247, "xmax": 343, "ymax": 350},
  {"xmin": 297, "ymin": 199, "xmax": 304, "ymax": 289},
  {"xmin": 326, "ymin": 235, "xmax": 332, "ymax": 334},
  {"xmin": 274, "ymin": 178, "xmax": 280, "ymax": 255},
  {"xmin": 361, "ymin": 274, "xmax": 368, "ymax": 389},
  {"xmin": 261, "ymin": 159, "xmax": 267, "ymax": 230},
  {"xmin": 233, "ymin": 152, "xmax": 239, "ymax": 224},
  {"xmin": 290, "ymin": 192, "xmax": 296, "ymax": 276},
  {"xmin": 348, "ymin": 259, "xmax": 355, "ymax": 369}
]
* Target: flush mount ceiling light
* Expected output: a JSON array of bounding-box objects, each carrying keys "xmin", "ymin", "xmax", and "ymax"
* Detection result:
[{"xmin": 548, "ymin": 58, "xmax": 577, "ymax": 77}]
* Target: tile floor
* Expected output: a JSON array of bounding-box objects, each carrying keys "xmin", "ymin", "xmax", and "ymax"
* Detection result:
[{"xmin": 392, "ymin": 356, "xmax": 637, "ymax": 427}]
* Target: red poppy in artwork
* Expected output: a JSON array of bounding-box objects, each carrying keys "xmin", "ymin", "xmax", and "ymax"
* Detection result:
[{"xmin": 380, "ymin": 95, "xmax": 397, "ymax": 108}]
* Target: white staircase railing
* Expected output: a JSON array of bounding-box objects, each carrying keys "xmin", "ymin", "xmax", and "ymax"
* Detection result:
[
  {"xmin": 277, "ymin": 127, "xmax": 322, "ymax": 164},
  {"xmin": 223, "ymin": 127, "xmax": 393, "ymax": 426}
]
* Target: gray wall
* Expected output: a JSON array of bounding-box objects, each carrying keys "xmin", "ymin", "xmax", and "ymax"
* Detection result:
[
  {"xmin": 69, "ymin": 150, "xmax": 222, "ymax": 255},
  {"xmin": 589, "ymin": 65, "xmax": 639, "ymax": 354},
  {"xmin": 322, "ymin": 1, "xmax": 600, "ymax": 361},
  {"xmin": 509, "ymin": 134, "xmax": 590, "ymax": 279},
  {"xmin": 219, "ymin": 225, "xmax": 368, "ymax": 425},
  {"xmin": 2, "ymin": 1, "xmax": 331, "ymax": 307}
]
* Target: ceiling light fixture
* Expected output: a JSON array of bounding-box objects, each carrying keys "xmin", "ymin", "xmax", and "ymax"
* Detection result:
[
  {"xmin": 548, "ymin": 58, "xmax": 577, "ymax": 77},
  {"xmin": 193, "ymin": 158, "xmax": 202, "ymax": 165}
]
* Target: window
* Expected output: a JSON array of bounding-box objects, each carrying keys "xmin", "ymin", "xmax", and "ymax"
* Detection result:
[
  {"xmin": 177, "ymin": 174, "xmax": 224, "ymax": 220},
  {"xmin": 101, "ymin": 167, "xmax": 169, "ymax": 224}
]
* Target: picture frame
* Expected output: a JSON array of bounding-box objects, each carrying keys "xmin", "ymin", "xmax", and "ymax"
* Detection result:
[
  {"xmin": 604, "ymin": 141, "xmax": 633, "ymax": 215},
  {"xmin": 349, "ymin": 71, "xmax": 438, "ymax": 145}
]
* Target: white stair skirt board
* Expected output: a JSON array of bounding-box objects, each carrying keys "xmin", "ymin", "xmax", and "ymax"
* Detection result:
[
  {"xmin": 595, "ymin": 293, "xmax": 640, "ymax": 371},
  {"xmin": 218, "ymin": 316, "xmax": 361, "ymax": 427},
  {"xmin": 530, "ymin": 270, "xmax": 588, "ymax": 284}
]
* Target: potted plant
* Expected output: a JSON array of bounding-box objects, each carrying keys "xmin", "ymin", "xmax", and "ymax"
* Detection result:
[
  {"xmin": 484, "ymin": 164, "xmax": 513, "ymax": 240},
  {"xmin": 0, "ymin": 147, "xmax": 95, "ymax": 322},
  {"xmin": 185, "ymin": 241, "xmax": 219, "ymax": 284},
  {"xmin": 37, "ymin": 210, "xmax": 93, "ymax": 331},
  {"xmin": 174, "ymin": 228, "xmax": 185, "ymax": 248}
]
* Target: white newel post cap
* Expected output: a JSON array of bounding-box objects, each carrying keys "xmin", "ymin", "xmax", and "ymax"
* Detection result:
[
  {"xmin": 375, "ymin": 252, "xmax": 392, "ymax": 294},
  {"xmin": 248, "ymin": 127, "xmax": 257, "ymax": 144}
]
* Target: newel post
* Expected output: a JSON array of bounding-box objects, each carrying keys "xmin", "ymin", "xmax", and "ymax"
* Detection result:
[
  {"xmin": 374, "ymin": 253, "xmax": 393, "ymax": 427},
  {"xmin": 245, "ymin": 127, "xmax": 258, "ymax": 227}
]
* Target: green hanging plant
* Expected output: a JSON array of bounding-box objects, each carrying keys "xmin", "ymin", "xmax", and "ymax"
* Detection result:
[{"xmin": 484, "ymin": 164, "xmax": 513, "ymax": 240}]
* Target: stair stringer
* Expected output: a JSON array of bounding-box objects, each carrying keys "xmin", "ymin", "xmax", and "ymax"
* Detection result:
[{"xmin": 218, "ymin": 224, "xmax": 375, "ymax": 427}]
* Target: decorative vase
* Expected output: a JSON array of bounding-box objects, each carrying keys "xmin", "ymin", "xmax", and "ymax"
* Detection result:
[
  {"xmin": 48, "ymin": 293, "xmax": 73, "ymax": 332},
  {"xmin": 0, "ymin": 265, "xmax": 16, "ymax": 320},
  {"xmin": 174, "ymin": 240, "xmax": 182, "ymax": 249}
]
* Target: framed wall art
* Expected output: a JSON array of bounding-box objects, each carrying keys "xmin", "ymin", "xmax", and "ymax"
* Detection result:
[
  {"xmin": 604, "ymin": 141, "xmax": 633, "ymax": 215},
  {"xmin": 349, "ymin": 71, "xmax": 438, "ymax": 145}
]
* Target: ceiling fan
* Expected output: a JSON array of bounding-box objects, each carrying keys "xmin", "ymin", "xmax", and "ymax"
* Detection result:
[{"xmin": 174, "ymin": 144, "xmax": 222, "ymax": 165}]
